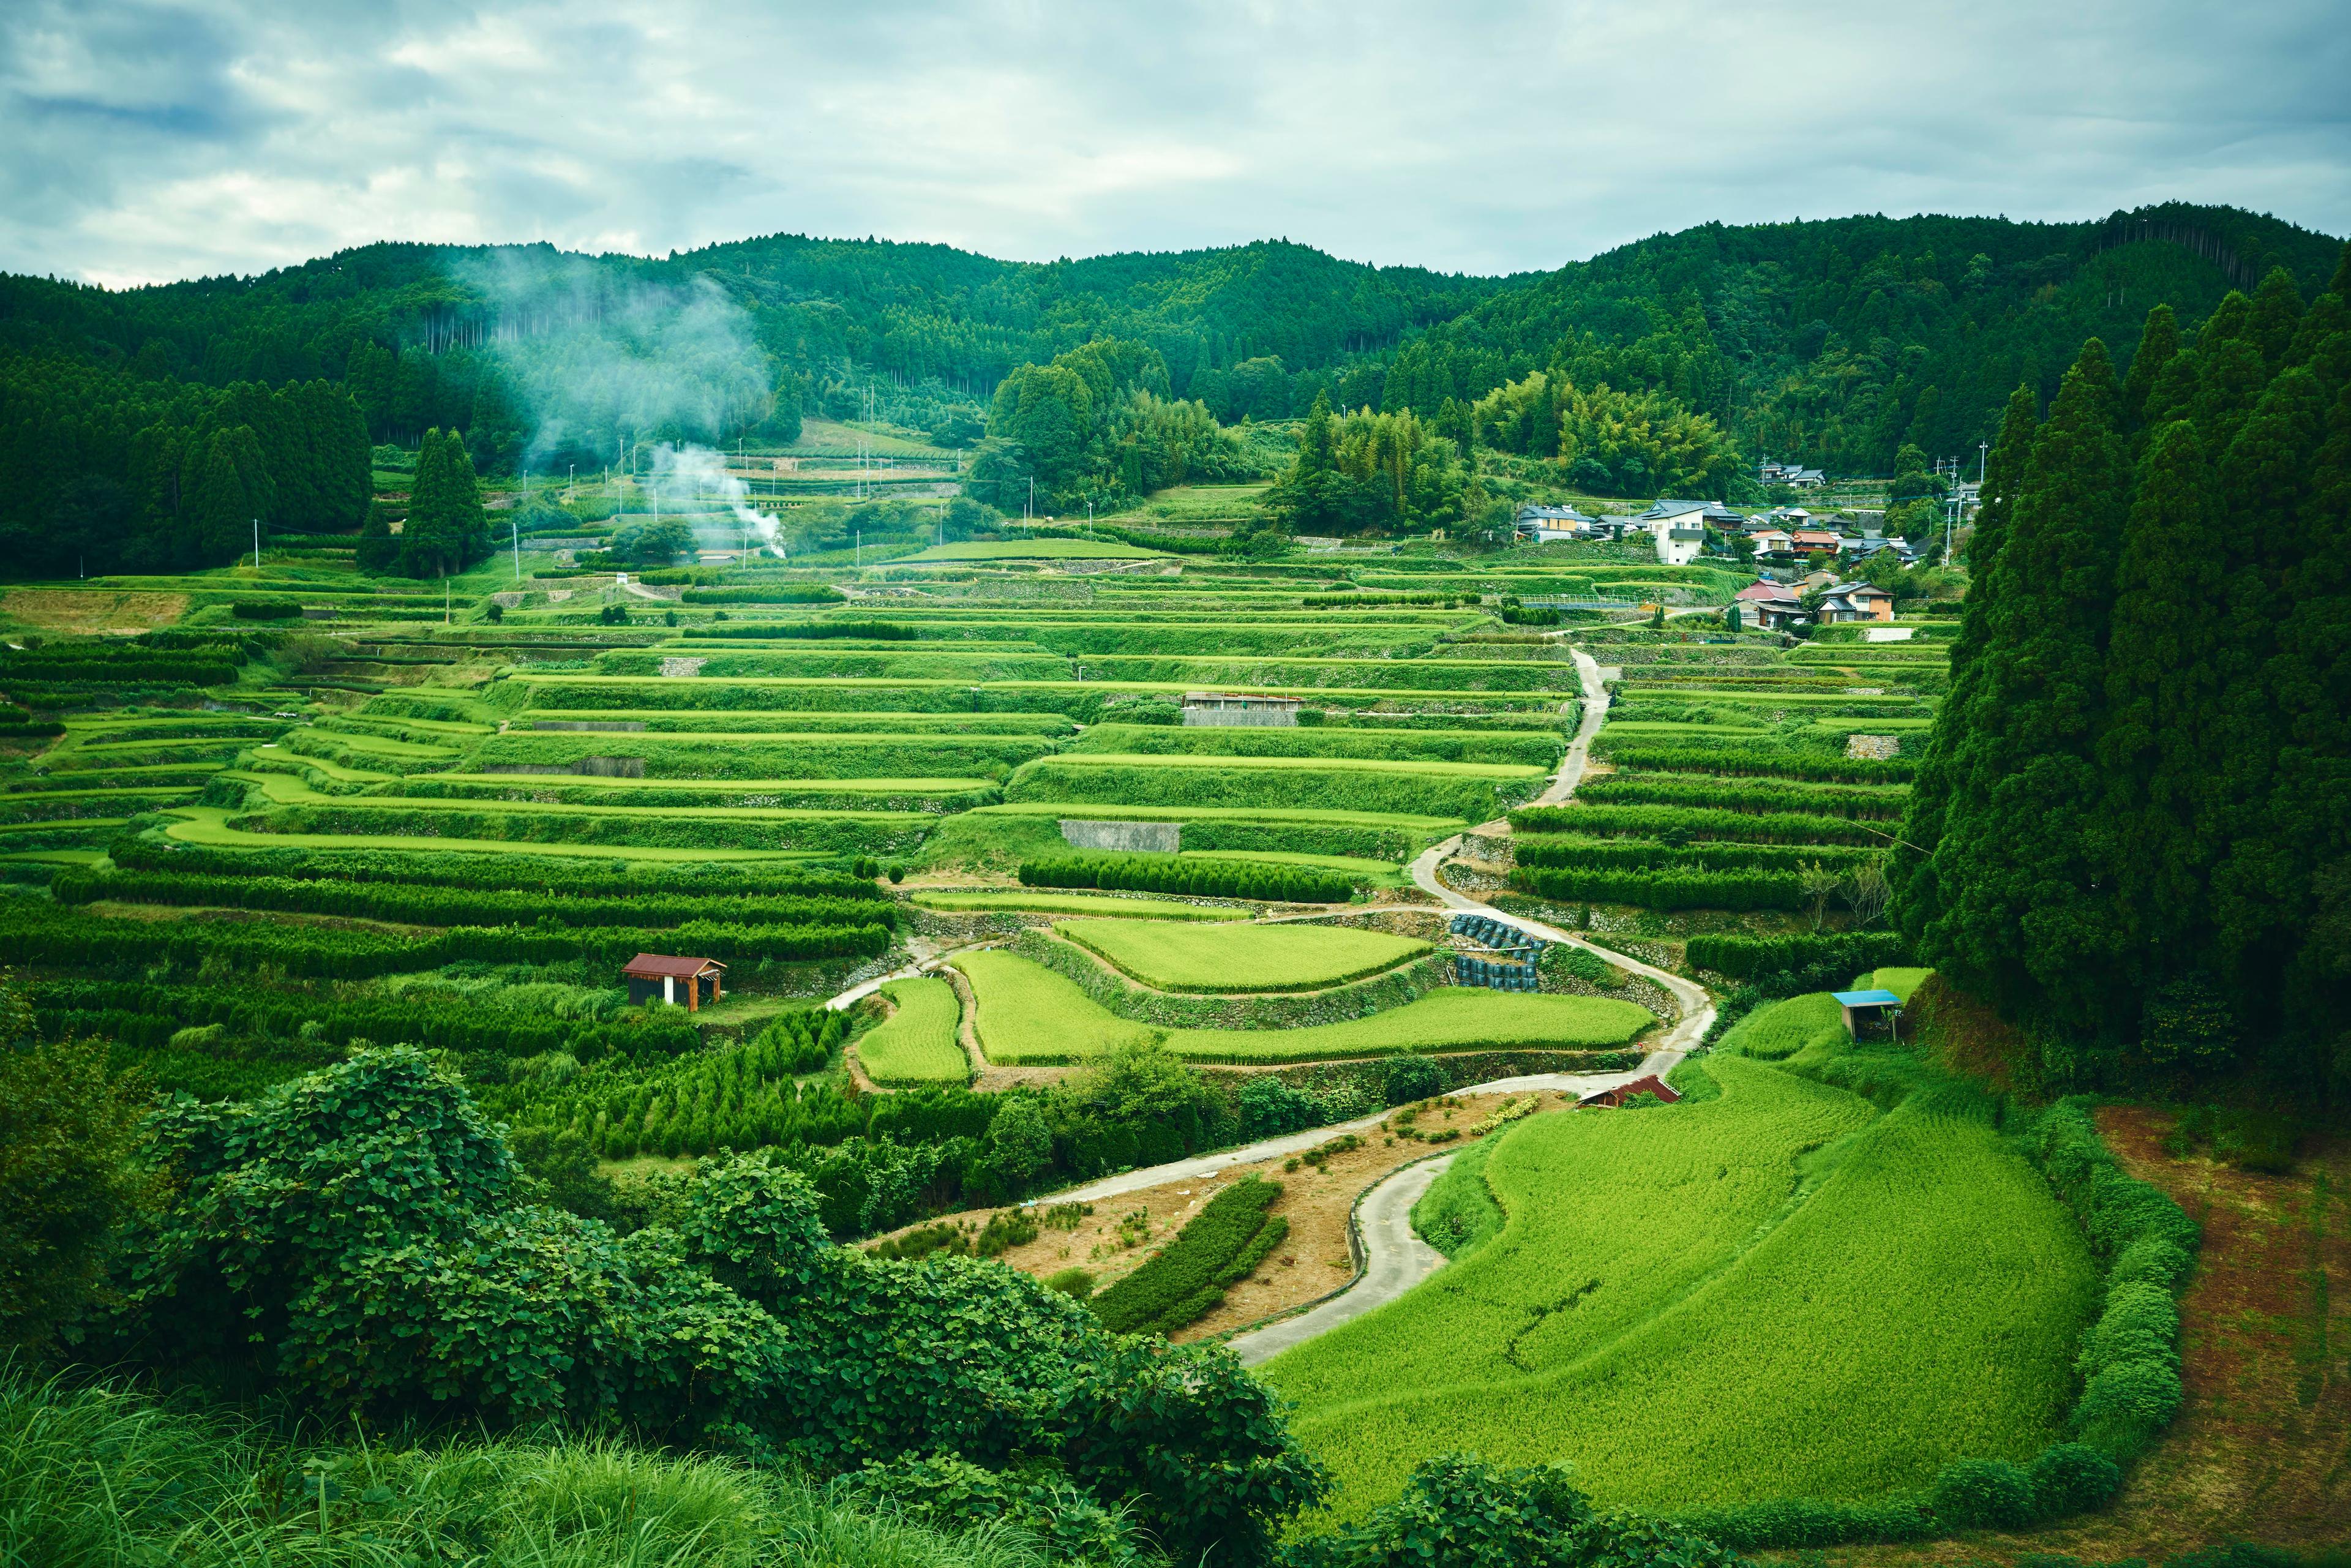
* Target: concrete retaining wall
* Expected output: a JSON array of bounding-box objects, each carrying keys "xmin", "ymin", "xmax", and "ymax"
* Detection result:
[{"xmin": 1059, "ymin": 819, "xmax": 1181, "ymax": 852}]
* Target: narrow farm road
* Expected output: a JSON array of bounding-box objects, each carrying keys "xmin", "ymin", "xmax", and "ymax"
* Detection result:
[
  {"xmin": 1227, "ymin": 1153, "xmax": 1455, "ymax": 1365},
  {"xmin": 1533, "ymin": 648, "xmax": 1610, "ymax": 805}
]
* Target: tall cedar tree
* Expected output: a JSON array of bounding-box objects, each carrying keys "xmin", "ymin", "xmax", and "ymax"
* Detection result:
[
  {"xmin": 2098, "ymin": 419, "xmax": 2229, "ymax": 969},
  {"xmin": 402, "ymin": 427, "xmax": 487, "ymax": 577},
  {"xmin": 1892, "ymin": 384, "xmax": 2036, "ymax": 944},
  {"xmin": 2203, "ymin": 367, "xmax": 2330, "ymax": 1015},
  {"xmin": 2265, "ymin": 369, "xmax": 2351, "ymax": 1079},
  {"xmin": 1921, "ymin": 341, "xmax": 2129, "ymax": 1033},
  {"xmin": 2248, "ymin": 267, "xmax": 2306, "ymax": 370},
  {"xmin": 2118, "ymin": 304, "xmax": 2180, "ymax": 437}
]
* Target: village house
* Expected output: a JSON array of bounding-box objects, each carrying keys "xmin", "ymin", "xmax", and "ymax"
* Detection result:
[
  {"xmin": 1815, "ymin": 581, "xmax": 1897, "ymax": 623},
  {"xmin": 1514, "ymin": 503, "xmax": 1599, "ymax": 543},
  {"xmin": 1635, "ymin": 499, "xmax": 1710, "ymax": 566}
]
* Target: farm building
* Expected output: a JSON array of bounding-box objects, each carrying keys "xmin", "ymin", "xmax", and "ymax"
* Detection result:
[
  {"xmin": 624, "ymin": 953, "xmax": 726, "ymax": 1011},
  {"xmin": 1832, "ymin": 988, "xmax": 1902, "ymax": 1038},
  {"xmin": 1183, "ymin": 691, "xmax": 1302, "ymax": 727},
  {"xmin": 1578, "ymin": 1075, "xmax": 1682, "ymax": 1108}
]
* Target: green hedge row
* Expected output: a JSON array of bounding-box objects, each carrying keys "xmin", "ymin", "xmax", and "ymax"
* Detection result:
[
  {"xmin": 34, "ymin": 979, "xmax": 702, "ymax": 1065},
  {"xmin": 106, "ymin": 836, "xmax": 880, "ymax": 899},
  {"xmin": 1005, "ymin": 760, "xmax": 1512, "ymax": 821},
  {"xmin": 0, "ymin": 656, "xmax": 239, "ymax": 686},
  {"xmin": 1512, "ymin": 835, "xmax": 1875, "ymax": 872},
  {"xmin": 1510, "ymin": 803, "xmax": 1892, "ymax": 847},
  {"xmin": 1090, "ymin": 1176, "xmax": 1288, "ymax": 1336},
  {"xmin": 677, "ymin": 621, "xmax": 919, "ymax": 641},
  {"xmin": 231, "ymin": 600, "xmax": 305, "ymax": 620},
  {"xmin": 1682, "ymin": 930, "xmax": 1910, "ymax": 978},
  {"xmin": 53, "ymin": 868, "xmax": 888, "ymax": 933},
  {"xmin": 1019, "ymin": 853, "xmax": 1350, "ymax": 904},
  {"xmin": 1509, "ymin": 865, "xmax": 1802, "ymax": 912},
  {"xmin": 678, "ymin": 585, "xmax": 848, "ymax": 604},
  {"xmin": 236, "ymin": 803, "xmax": 927, "ymax": 855},
  {"xmin": 1577, "ymin": 774, "xmax": 1908, "ymax": 820},
  {"xmin": 0, "ymin": 904, "xmax": 889, "ymax": 980},
  {"xmin": 1592, "ymin": 744, "xmax": 1914, "ymax": 784},
  {"xmin": 2023, "ymin": 1098, "xmax": 2200, "ymax": 1460}
]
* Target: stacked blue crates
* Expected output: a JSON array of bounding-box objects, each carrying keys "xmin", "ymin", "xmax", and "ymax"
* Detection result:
[{"xmin": 1448, "ymin": 912, "xmax": 1547, "ymax": 991}]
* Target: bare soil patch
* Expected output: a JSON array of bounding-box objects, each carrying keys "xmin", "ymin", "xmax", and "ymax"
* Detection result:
[{"xmin": 4, "ymin": 589, "xmax": 187, "ymax": 635}]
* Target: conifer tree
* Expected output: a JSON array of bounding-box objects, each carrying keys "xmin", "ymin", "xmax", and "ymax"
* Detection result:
[
  {"xmin": 192, "ymin": 425, "xmax": 273, "ymax": 564},
  {"xmin": 2248, "ymin": 267, "xmax": 2305, "ymax": 370},
  {"xmin": 2263, "ymin": 375, "xmax": 2351, "ymax": 1088},
  {"xmin": 1920, "ymin": 342, "xmax": 2129, "ymax": 1034},
  {"xmin": 2141, "ymin": 347, "xmax": 2201, "ymax": 430},
  {"xmin": 2195, "ymin": 335, "xmax": 2271, "ymax": 456},
  {"xmin": 2204, "ymin": 367, "xmax": 2331, "ymax": 989},
  {"xmin": 2118, "ymin": 304, "xmax": 2179, "ymax": 435},
  {"xmin": 2098, "ymin": 419, "xmax": 2229, "ymax": 971},
  {"xmin": 1892, "ymin": 386, "xmax": 2038, "ymax": 942}
]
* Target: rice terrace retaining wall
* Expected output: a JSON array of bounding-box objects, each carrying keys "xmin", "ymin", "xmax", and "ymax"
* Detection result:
[{"xmin": 1060, "ymin": 819, "xmax": 1182, "ymax": 852}]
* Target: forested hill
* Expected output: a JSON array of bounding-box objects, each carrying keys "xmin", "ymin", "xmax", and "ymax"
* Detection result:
[
  {"xmin": 1381, "ymin": 203, "xmax": 2347, "ymax": 475},
  {"xmin": 0, "ymin": 202, "xmax": 2339, "ymax": 511}
]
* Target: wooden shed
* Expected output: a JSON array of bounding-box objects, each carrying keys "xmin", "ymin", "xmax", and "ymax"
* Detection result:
[
  {"xmin": 1832, "ymin": 988, "xmax": 1902, "ymax": 1039},
  {"xmin": 1578, "ymin": 1074, "xmax": 1681, "ymax": 1108},
  {"xmin": 624, "ymin": 953, "xmax": 726, "ymax": 1011}
]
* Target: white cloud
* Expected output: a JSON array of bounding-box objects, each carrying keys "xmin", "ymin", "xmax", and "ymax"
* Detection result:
[{"xmin": 0, "ymin": 0, "xmax": 2343, "ymax": 285}]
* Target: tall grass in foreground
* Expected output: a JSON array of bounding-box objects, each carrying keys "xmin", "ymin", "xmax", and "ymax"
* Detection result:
[{"xmin": 0, "ymin": 1368, "xmax": 1045, "ymax": 1568}]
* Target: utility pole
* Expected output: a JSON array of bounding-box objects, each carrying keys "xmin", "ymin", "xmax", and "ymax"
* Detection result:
[
  {"xmin": 252, "ymin": 518, "xmax": 261, "ymax": 570},
  {"xmin": 856, "ymin": 529, "xmax": 862, "ymax": 569},
  {"xmin": 512, "ymin": 519, "xmax": 521, "ymax": 582}
]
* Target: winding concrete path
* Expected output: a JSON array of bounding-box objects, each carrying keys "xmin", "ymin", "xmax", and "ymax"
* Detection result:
[
  {"xmin": 1212, "ymin": 650, "xmax": 1714, "ymax": 1360},
  {"xmin": 1228, "ymin": 1153, "xmax": 1454, "ymax": 1365},
  {"xmin": 833, "ymin": 648, "xmax": 1714, "ymax": 1360}
]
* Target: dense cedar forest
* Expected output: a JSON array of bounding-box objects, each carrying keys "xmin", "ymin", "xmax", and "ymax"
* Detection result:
[
  {"xmin": 3, "ymin": 202, "xmax": 2342, "ymax": 575},
  {"xmin": 1895, "ymin": 247, "xmax": 2351, "ymax": 1105}
]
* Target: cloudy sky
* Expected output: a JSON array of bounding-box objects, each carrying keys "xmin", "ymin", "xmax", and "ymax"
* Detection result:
[{"xmin": 4, "ymin": 0, "xmax": 2345, "ymax": 288}]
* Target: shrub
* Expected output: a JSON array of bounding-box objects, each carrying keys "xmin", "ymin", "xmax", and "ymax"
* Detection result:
[
  {"xmin": 1240, "ymin": 1075, "xmax": 1322, "ymax": 1138},
  {"xmin": 1929, "ymin": 1457, "xmax": 2036, "ymax": 1529},
  {"xmin": 1382, "ymin": 1054, "xmax": 1445, "ymax": 1106},
  {"xmin": 230, "ymin": 599, "xmax": 302, "ymax": 620},
  {"xmin": 1044, "ymin": 1267, "xmax": 1096, "ymax": 1300},
  {"xmin": 2027, "ymin": 1442, "xmax": 2122, "ymax": 1518}
]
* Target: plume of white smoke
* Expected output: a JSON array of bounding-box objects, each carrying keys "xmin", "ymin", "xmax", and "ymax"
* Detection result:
[
  {"xmin": 444, "ymin": 248, "xmax": 780, "ymax": 473},
  {"xmin": 645, "ymin": 442, "xmax": 784, "ymax": 558}
]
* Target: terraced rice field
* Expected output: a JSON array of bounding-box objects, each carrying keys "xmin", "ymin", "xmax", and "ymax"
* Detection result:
[
  {"xmin": 951, "ymin": 949, "xmax": 1651, "ymax": 1065},
  {"xmin": 1265, "ymin": 1048, "xmax": 2096, "ymax": 1517},
  {"xmin": 1056, "ymin": 917, "xmax": 1429, "ymax": 992},
  {"xmin": 857, "ymin": 977, "xmax": 969, "ymax": 1083}
]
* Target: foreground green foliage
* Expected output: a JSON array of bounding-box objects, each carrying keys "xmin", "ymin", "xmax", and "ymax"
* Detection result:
[
  {"xmin": 0, "ymin": 1371, "xmax": 1075, "ymax": 1568},
  {"xmin": 68, "ymin": 1048, "xmax": 1329, "ymax": 1566}
]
